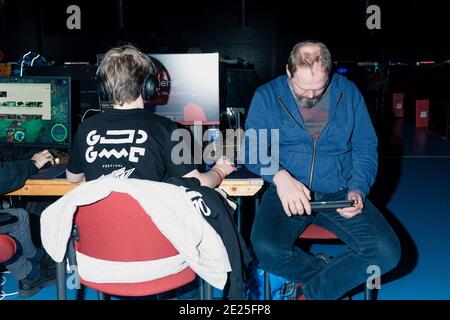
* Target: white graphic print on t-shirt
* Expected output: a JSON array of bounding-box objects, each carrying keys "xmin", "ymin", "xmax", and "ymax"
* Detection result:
[
  {"xmin": 85, "ymin": 129, "xmax": 148, "ymax": 164},
  {"xmin": 100, "ymin": 167, "xmax": 136, "ymax": 180}
]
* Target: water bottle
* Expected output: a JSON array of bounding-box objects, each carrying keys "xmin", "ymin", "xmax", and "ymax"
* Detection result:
[{"xmin": 204, "ymin": 126, "xmax": 221, "ymax": 168}]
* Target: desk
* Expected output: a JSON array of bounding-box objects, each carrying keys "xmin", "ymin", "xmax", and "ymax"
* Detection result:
[
  {"xmin": 7, "ymin": 176, "xmax": 263, "ymax": 235},
  {"xmin": 7, "ymin": 178, "xmax": 263, "ymax": 197},
  {"xmin": 7, "ymin": 179, "xmax": 80, "ymax": 197}
]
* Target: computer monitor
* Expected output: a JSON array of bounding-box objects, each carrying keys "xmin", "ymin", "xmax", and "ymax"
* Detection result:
[
  {"xmin": 97, "ymin": 53, "xmax": 220, "ymax": 125},
  {"xmin": 0, "ymin": 76, "xmax": 71, "ymax": 148},
  {"xmin": 24, "ymin": 65, "xmax": 99, "ymax": 119}
]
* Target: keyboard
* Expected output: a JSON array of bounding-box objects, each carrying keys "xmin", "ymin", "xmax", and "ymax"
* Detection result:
[
  {"xmin": 225, "ymin": 166, "xmax": 261, "ymax": 180},
  {"xmin": 29, "ymin": 163, "xmax": 67, "ymax": 180},
  {"xmin": 0, "ymin": 145, "xmax": 68, "ymax": 162}
]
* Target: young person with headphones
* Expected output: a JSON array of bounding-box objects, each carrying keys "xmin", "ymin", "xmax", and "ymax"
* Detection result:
[
  {"xmin": 66, "ymin": 44, "xmax": 235, "ymax": 185},
  {"xmin": 65, "ymin": 45, "xmax": 253, "ymax": 300}
]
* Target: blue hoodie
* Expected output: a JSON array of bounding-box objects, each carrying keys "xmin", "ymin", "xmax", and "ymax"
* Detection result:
[{"xmin": 243, "ymin": 74, "xmax": 378, "ymax": 199}]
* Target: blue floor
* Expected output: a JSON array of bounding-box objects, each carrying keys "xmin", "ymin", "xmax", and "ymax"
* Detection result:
[
  {"xmin": 371, "ymin": 119, "xmax": 450, "ymax": 299},
  {"xmin": 1, "ymin": 119, "xmax": 450, "ymax": 300}
]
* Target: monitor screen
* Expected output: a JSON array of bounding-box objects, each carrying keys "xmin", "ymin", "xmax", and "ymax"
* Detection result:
[
  {"xmin": 97, "ymin": 53, "xmax": 220, "ymax": 125},
  {"xmin": 0, "ymin": 76, "xmax": 71, "ymax": 148},
  {"xmin": 24, "ymin": 65, "xmax": 99, "ymax": 118}
]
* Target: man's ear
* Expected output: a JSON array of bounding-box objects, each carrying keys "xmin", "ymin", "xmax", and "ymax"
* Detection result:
[{"xmin": 286, "ymin": 65, "xmax": 291, "ymax": 78}]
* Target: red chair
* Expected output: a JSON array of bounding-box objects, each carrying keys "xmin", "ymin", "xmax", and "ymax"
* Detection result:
[
  {"xmin": 56, "ymin": 192, "xmax": 198, "ymax": 300},
  {"xmin": 0, "ymin": 235, "xmax": 17, "ymax": 263},
  {"xmin": 263, "ymin": 224, "xmax": 376, "ymax": 300}
]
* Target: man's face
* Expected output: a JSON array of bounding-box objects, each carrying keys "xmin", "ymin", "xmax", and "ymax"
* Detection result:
[{"xmin": 288, "ymin": 64, "xmax": 328, "ymax": 108}]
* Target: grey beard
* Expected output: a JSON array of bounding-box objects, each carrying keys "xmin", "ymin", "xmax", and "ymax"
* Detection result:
[{"xmin": 296, "ymin": 95, "xmax": 320, "ymax": 109}]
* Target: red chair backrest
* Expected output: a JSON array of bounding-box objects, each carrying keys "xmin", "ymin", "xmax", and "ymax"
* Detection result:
[
  {"xmin": 0, "ymin": 235, "xmax": 17, "ymax": 263},
  {"xmin": 72, "ymin": 192, "xmax": 196, "ymax": 296},
  {"xmin": 74, "ymin": 192, "xmax": 179, "ymax": 262}
]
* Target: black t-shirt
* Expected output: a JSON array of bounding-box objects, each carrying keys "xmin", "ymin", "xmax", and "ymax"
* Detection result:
[{"xmin": 68, "ymin": 108, "xmax": 198, "ymax": 182}]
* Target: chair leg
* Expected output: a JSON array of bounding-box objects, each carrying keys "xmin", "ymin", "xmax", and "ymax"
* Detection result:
[
  {"xmin": 364, "ymin": 285, "xmax": 374, "ymax": 300},
  {"xmin": 199, "ymin": 279, "xmax": 213, "ymax": 300},
  {"xmin": 199, "ymin": 277, "xmax": 204, "ymax": 300},
  {"xmin": 264, "ymin": 271, "xmax": 271, "ymax": 300},
  {"xmin": 97, "ymin": 291, "xmax": 106, "ymax": 300},
  {"xmin": 205, "ymin": 283, "xmax": 213, "ymax": 300},
  {"xmin": 56, "ymin": 261, "xmax": 66, "ymax": 300}
]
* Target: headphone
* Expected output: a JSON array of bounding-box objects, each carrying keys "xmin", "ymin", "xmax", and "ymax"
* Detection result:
[{"xmin": 96, "ymin": 62, "xmax": 158, "ymax": 102}]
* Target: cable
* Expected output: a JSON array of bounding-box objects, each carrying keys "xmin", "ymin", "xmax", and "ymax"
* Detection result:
[
  {"xmin": 30, "ymin": 54, "xmax": 41, "ymax": 67},
  {"xmin": 228, "ymin": 107, "xmax": 238, "ymax": 128},
  {"xmin": 19, "ymin": 51, "xmax": 32, "ymax": 77},
  {"xmin": 0, "ymin": 290, "xmax": 19, "ymax": 300},
  {"xmin": 0, "ymin": 272, "xmax": 19, "ymax": 300},
  {"xmin": 225, "ymin": 107, "xmax": 232, "ymax": 129},
  {"xmin": 81, "ymin": 108, "xmax": 102, "ymax": 123}
]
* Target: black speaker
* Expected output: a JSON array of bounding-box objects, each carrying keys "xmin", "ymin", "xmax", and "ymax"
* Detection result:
[{"xmin": 225, "ymin": 68, "xmax": 258, "ymax": 108}]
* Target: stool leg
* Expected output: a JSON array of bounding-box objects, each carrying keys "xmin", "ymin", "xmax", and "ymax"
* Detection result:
[
  {"xmin": 236, "ymin": 197, "xmax": 242, "ymax": 232},
  {"xmin": 56, "ymin": 261, "xmax": 66, "ymax": 300},
  {"xmin": 264, "ymin": 272, "xmax": 271, "ymax": 300},
  {"xmin": 199, "ymin": 278, "xmax": 213, "ymax": 300},
  {"xmin": 97, "ymin": 291, "xmax": 106, "ymax": 300},
  {"xmin": 204, "ymin": 282, "xmax": 213, "ymax": 300},
  {"xmin": 364, "ymin": 285, "xmax": 373, "ymax": 300}
]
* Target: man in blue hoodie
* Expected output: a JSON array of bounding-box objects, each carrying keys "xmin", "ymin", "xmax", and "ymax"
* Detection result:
[{"xmin": 244, "ymin": 41, "xmax": 400, "ymax": 300}]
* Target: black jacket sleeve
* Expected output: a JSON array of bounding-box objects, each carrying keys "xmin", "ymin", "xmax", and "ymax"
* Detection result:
[{"xmin": 0, "ymin": 160, "xmax": 38, "ymax": 194}]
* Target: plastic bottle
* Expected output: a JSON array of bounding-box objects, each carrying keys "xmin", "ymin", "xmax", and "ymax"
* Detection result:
[{"xmin": 204, "ymin": 126, "xmax": 221, "ymax": 168}]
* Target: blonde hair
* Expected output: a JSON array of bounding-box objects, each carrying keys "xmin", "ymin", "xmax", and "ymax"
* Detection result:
[{"xmin": 98, "ymin": 44, "xmax": 155, "ymax": 106}]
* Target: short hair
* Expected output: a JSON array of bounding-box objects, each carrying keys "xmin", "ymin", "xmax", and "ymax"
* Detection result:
[
  {"xmin": 98, "ymin": 44, "xmax": 155, "ymax": 106},
  {"xmin": 287, "ymin": 40, "xmax": 332, "ymax": 77}
]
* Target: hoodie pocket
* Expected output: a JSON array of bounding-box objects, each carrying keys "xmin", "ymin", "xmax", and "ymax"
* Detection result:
[{"xmin": 285, "ymin": 150, "xmax": 311, "ymax": 183}]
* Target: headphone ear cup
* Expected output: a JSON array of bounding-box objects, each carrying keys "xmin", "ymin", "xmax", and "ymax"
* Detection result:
[
  {"xmin": 141, "ymin": 74, "xmax": 157, "ymax": 101},
  {"xmin": 97, "ymin": 78, "xmax": 109, "ymax": 101},
  {"xmin": 96, "ymin": 69, "xmax": 109, "ymax": 101}
]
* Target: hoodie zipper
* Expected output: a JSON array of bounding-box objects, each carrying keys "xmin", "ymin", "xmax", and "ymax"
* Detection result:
[
  {"xmin": 278, "ymin": 93, "xmax": 344, "ymax": 190},
  {"xmin": 308, "ymin": 93, "xmax": 344, "ymax": 189}
]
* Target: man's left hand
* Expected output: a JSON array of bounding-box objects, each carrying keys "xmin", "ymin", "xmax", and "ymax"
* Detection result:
[{"xmin": 336, "ymin": 190, "xmax": 364, "ymax": 219}]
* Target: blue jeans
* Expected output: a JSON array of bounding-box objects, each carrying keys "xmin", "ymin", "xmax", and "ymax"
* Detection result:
[
  {"xmin": 251, "ymin": 185, "xmax": 401, "ymax": 300},
  {"xmin": 0, "ymin": 209, "xmax": 37, "ymax": 280}
]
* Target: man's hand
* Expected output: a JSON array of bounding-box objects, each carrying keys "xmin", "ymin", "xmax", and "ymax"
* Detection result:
[
  {"xmin": 31, "ymin": 150, "xmax": 55, "ymax": 170},
  {"xmin": 273, "ymin": 170, "xmax": 311, "ymax": 217},
  {"xmin": 336, "ymin": 190, "xmax": 364, "ymax": 219}
]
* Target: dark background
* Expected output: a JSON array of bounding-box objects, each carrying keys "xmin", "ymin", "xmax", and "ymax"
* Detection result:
[{"xmin": 1, "ymin": 0, "xmax": 449, "ymax": 83}]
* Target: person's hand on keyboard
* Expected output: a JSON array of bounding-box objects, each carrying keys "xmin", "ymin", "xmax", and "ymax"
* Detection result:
[
  {"xmin": 213, "ymin": 156, "xmax": 237, "ymax": 178},
  {"xmin": 31, "ymin": 150, "xmax": 55, "ymax": 170}
]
